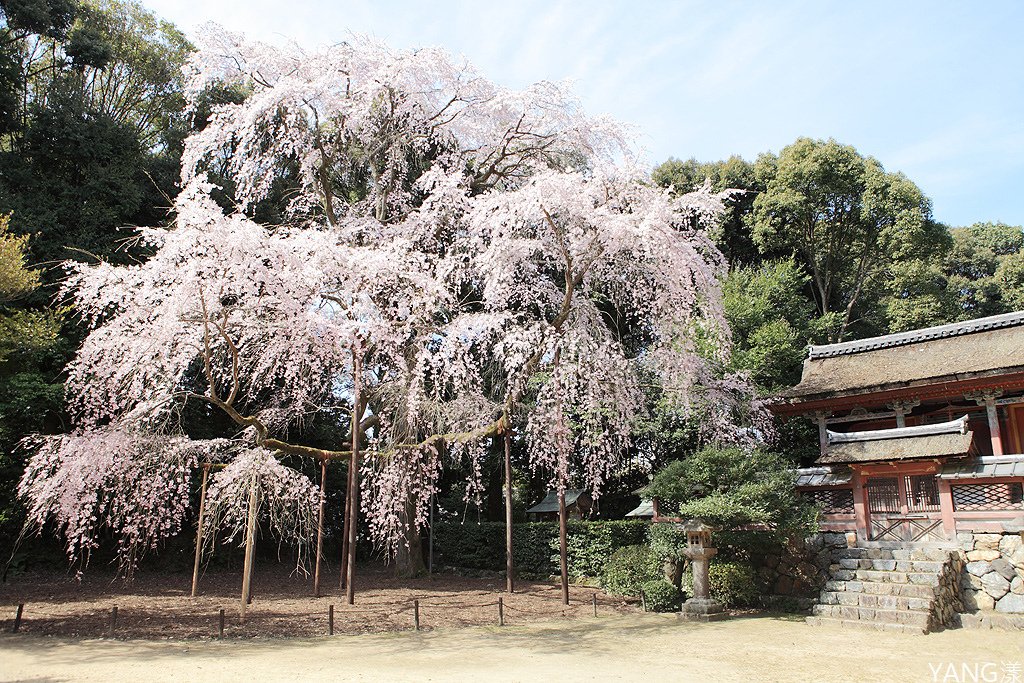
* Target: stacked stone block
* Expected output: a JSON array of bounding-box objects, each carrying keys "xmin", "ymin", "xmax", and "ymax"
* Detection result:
[
  {"xmin": 806, "ymin": 546, "xmax": 962, "ymax": 634},
  {"xmin": 956, "ymin": 532, "xmax": 1024, "ymax": 615}
]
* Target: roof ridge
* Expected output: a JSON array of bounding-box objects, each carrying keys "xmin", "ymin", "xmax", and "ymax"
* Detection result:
[{"xmin": 808, "ymin": 311, "xmax": 1024, "ymax": 359}]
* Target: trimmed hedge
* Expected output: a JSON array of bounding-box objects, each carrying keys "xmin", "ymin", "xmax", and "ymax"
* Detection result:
[
  {"xmin": 641, "ymin": 579, "xmax": 682, "ymax": 612},
  {"xmin": 431, "ymin": 520, "xmax": 649, "ymax": 578}
]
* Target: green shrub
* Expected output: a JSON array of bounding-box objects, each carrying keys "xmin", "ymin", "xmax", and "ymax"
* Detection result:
[
  {"xmin": 641, "ymin": 579, "xmax": 682, "ymax": 612},
  {"xmin": 432, "ymin": 520, "xmax": 648, "ymax": 579},
  {"xmin": 601, "ymin": 544, "xmax": 662, "ymax": 597},
  {"xmin": 707, "ymin": 561, "xmax": 758, "ymax": 607}
]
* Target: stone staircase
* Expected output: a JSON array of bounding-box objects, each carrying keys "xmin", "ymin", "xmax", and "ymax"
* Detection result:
[{"xmin": 806, "ymin": 545, "xmax": 964, "ymax": 634}]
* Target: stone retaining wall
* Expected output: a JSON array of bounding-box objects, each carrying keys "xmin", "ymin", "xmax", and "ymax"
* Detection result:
[{"xmin": 956, "ymin": 531, "xmax": 1024, "ymax": 614}]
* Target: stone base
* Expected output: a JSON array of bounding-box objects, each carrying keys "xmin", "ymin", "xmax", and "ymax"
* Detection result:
[
  {"xmin": 679, "ymin": 610, "xmax": 729, "ymax": 622},
  {"xmin": 679, "ymin": 597, "xmax": 726, "ymax": 622}
]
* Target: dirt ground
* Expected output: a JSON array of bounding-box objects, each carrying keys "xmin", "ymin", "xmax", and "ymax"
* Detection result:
[
  {"xmin": 0, "ymin": 566, "xmax": 636, "ymax": 639},
  {"xmin": 2, "ymin": 612, "xmax": 1023, "ymax": 683}
]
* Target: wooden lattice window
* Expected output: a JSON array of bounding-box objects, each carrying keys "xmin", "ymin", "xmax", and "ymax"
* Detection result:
[
  {"xmin": 951, "ymin": 482, "xmax": 1024, "ymax": 511},
  {"xmin": 802, "ymin": 488, "xmax": 855, "ymax": 514},
  {"xmin": 905, "ymin": 475, "xmax": 940, "ymax": 512},
  {"xmin": 866, "ymin": 477, "xmax": 900, "ymax": 513}
]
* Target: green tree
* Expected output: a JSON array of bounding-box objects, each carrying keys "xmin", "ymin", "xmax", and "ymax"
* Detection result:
[
  {"xmin": 942, "ymin": 222, "xmax": 1024, "ymax": 319},
  {"xmin": 652, "ymin": 155, "xmax": 770, "ymax": 267},
  {"xmin": 752, "ymin": 137, "xmax": 947, "ymax": 342},
  {"xmin": 641, "ymin": 446, "xmax": 815, "ymax": 533},
  {"xmin": 0, "ymin": 215, "xmax": 64, "ymax": 552},
  {"xmin": 722, "ymin": 258, "xmax": 824, "ymax": 391}
]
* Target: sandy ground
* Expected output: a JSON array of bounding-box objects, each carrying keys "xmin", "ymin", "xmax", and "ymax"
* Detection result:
[{"xmin": 2, "ymin": 613, "xmax": 1023, "ymax": 683}]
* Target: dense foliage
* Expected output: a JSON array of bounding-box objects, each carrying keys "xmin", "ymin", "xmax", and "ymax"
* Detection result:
[
  {"xmin": 432, "ymin": 520, "xmax": 648, "ymax": 578},
  {"xmin": 600, "ymin": 544, "xmax": 662, "ymax": 598},
  {"xmin": 640, "ymin": 579, "xmax": 682, "ymax": 612},
  {"xmin": 705, "ymin": 561, "xmax": 759, "ymax": 607},
  {"xmin": 642, "ymin": 446, "xmax": 816, "ymax": 532}
]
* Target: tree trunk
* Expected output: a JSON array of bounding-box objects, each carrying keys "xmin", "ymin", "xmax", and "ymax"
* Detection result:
[
  {"xmin": 191, "ymin": 464, "xmax": 209, "ymax": 598},
  {"xmin": 504, "ymin": 432, "xmax": 514, "ymax": 594},
  {"xmin": 663, "ymin": 558, "xmax": 683, "ymax": 588},
  {"xmin": 339, "ymin": 461, "xmax": 352, "ymax": 589},
  {"xmin": 240, "ymin": 476, "xmax": 259, "ymax": 620},
  {"xmin": 394, "ymin": 509, "xmax": 426, "ymax": 578},
  {"xmin": 558, "ymin": 488, "xmax": 569, "ymax": 605}
]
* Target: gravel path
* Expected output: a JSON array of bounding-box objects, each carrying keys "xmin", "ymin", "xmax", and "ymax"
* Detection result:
[{"xmin": 2, "ymin": 612, "xmax": 1022, "ymax": 682}]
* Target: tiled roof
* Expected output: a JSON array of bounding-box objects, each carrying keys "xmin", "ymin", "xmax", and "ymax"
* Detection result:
[
  {"xmin": 938, "ymin": 454, "xmax": 1024, "ymax": 480},
  {"xmin": 794, "ymin": 466, "xmax": 853, "ymax": 487},
  {"xmin": 526, "ymin": 489, "xmax": 588, "ymax": 514},
  {"xmin": 625, "ymin": 499, "xmax": 655, "ymax": 517},
  {"xmin": 807, "ymin": 311, "xmax": 1024, "ymax": 359}
]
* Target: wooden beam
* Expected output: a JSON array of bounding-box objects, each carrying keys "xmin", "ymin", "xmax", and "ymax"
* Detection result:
[{"xmin": 191, "ymin": 464, "xmax": 210, "ymax": 598}]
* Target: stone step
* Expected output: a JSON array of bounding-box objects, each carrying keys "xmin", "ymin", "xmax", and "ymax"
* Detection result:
[
  {"xmin": 823, "ymin": 580, "xmax": 936, "ymax": 599},
  {"xmin": 806, "ymin": 616, "xmax": 927, "ymax": 635},
  {"xmin": 818, "ymin": 590, "xmax": 933, "ymax": 611},
  {"xmin": 811, "ymin": 604, "xmax": 932, "ymax": 629},
  {"xmin": 826, "ymin": 568, "xmax": 940, "ymax": 585},
  {"xmin": 833, "ymin": 559, "xmax": 946, "ymax": 573}
]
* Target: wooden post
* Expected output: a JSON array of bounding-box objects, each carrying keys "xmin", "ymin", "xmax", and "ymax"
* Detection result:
[
  {"xmin": 413, "ymin": 599, "xmax": 420, "ymax": 631},
  {"xmin": 328, "ymin": 604, "xmax": 334, "ymax": 635},
  {"xmin": 240, "ymin": 476, "xmax": 259, "ymax": 620},
  {"xmin": 108, "ymin": 606, "xmax": 117, "ymax": 638},
  {"xmin": 339, "ymin": 466, "xmax": 352, "ymax": 590},
  {"xmin": 504, "ymin": 432, "xmax": 515, "ymax": 594},
  {"xmin": 558, "ymin": 488, "xmax": 569, "ymax": 606},
  {"xmin": 592, "ymin": 593, "xmax": 598, "ymax": 617},
  {"xmin": 12, "ymin": 603, "xmax": 23, "ymax": 633},
  {"xmin": 428, "ymin": 492, "xmax": 434, "ymax": 574},
  {"xmin": 313, "ymin": 459, "xmax": 327, "ymax": 597},
  {"xmin": 218, "ymin": 608, "xmax": 225, "ymax": 637},
  {"xmin": 937, "ymin": 477, "xmax": 957, "ymax": 538},
  {"xmin": 345, "ymin": 351, "xmax": 361, "ymax": 605},
  {"xmin": 498, "ymin": 597, "xmax": 504, "ymax": 626},
  {"xmin": 191, "ymin": 464, "xmax": 210, "ymax": 598},
  {"xmin": 640, "ymin": 590, "xmax": 647, "ymax": 612},
  {"xmin": 812, "ymin": 411, "xmax": 829, "ymax": 457}
]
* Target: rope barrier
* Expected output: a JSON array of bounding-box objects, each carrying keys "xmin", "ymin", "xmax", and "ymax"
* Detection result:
[{"xmin": 5, "ymin": 591, "xmax": 613, "ymax": 637}]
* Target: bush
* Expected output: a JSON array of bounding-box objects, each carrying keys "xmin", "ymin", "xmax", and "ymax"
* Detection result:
[
  {"xmin": 641, "ymin": 579, "xmax": 682, "ymax": 612},
  {"xmin": 707, "ymin": 561, "xmax": 758, "ymax": 607},
  {"xmin": 601, "ymin": 544, "xmax": 662, "ymax": 597}
]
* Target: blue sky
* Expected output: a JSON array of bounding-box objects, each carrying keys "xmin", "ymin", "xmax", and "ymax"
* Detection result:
[{"xmin": 144, "ymin": 0, "xmax": 1024, "ymax": 228}]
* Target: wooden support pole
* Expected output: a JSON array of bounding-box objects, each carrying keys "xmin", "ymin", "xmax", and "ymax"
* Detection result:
[
  {"xmin": 328, "ymin": 604, "xmax": 334, "ymax": 635},
  {"xmin": 498, "ymin": 597, "xmax": 504, "ymax": 626},
  {"xmin": 12, "ymin": 603, "xmax": 23, "ymax": 633},
  {"xmin": 107, "ymin": 606, "xmax": 117, "ymax": 638},
  {"xmin": 339, "ymin": 465, "xmax": 352, "ymax": 590},
  {"xmin": 640, "ymin": 590, "xmax": 647, "ymax": 612},
  {"xmin": 413, "ymin": 599, "xmax": 420, "ymax": 631},
  {"xmin": 191, "ymin": 464, "xmax": 210, "ymax": 598},
  {"xmin": 345, "ymin": 351, "xmax": 362, "ymax": 606},
  {"xmin": 313, "ymin": 460, "xmax": 327, "ymax": 597},
  {"xmin": 504, "ymin": 432, "xmax": 515, "ymax": 594},
  {"xmin": 218, "ymin": 608, "xmax": 225, "ymax": 638},
  {"xmin": 240, "ymin": 476, "xmax": 259, "ymax": 621},
  {"xmin": 558, "ymin": 488, "xmax": 569, "ymax": 606},
  {"xmin": 592, "ymin": 593, "xmax": 598, "ymax": 617}
]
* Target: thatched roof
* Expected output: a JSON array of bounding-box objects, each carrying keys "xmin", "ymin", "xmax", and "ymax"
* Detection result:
[
  {"xmin": 782, "ymin": 311, "xmax": 1024, "ymax": 402},
  {"xmin": 817, "ymin": 431, "xmax": 975, "ymax": 465}
]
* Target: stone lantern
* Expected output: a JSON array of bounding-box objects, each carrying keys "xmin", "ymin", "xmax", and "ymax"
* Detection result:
[{"xmin": 678, "ymin": 519, "xmax": 726, "ymax": 621}]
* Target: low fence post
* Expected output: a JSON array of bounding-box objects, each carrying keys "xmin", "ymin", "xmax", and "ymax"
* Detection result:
[
  {"xmin": 498, "ymin": 597, "xmax": 504, "ymax": 626},
  {"xmin": 108, "ymin": 606, "xmax": 118, "ymax": 638},
  {"xmin": 218, "ymin": 609, "xmax": 225, "ymax": 638},
  {"xmin": 413, "ymin": 599, "xmax": 420, "ymax": 631},
  {"xmin": 12, "ymin": 603, "xmax": 23, "ymax": 633},
  {"xmin": 592, "ymin": 593, "xmax": 598, "ymax": 617},
  {"xmin": 328, "ymin": 604, "xmax": 334, "ymax": 636}
]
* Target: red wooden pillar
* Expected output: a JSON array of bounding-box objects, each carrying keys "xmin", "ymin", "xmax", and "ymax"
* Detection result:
[
  {"xmin": 936, "ymin": 477, "xmax": 956, "ymax": 538},
  {"xmin": 850, "ymin": 467, "xmax": 869, "ymax": 542}
]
